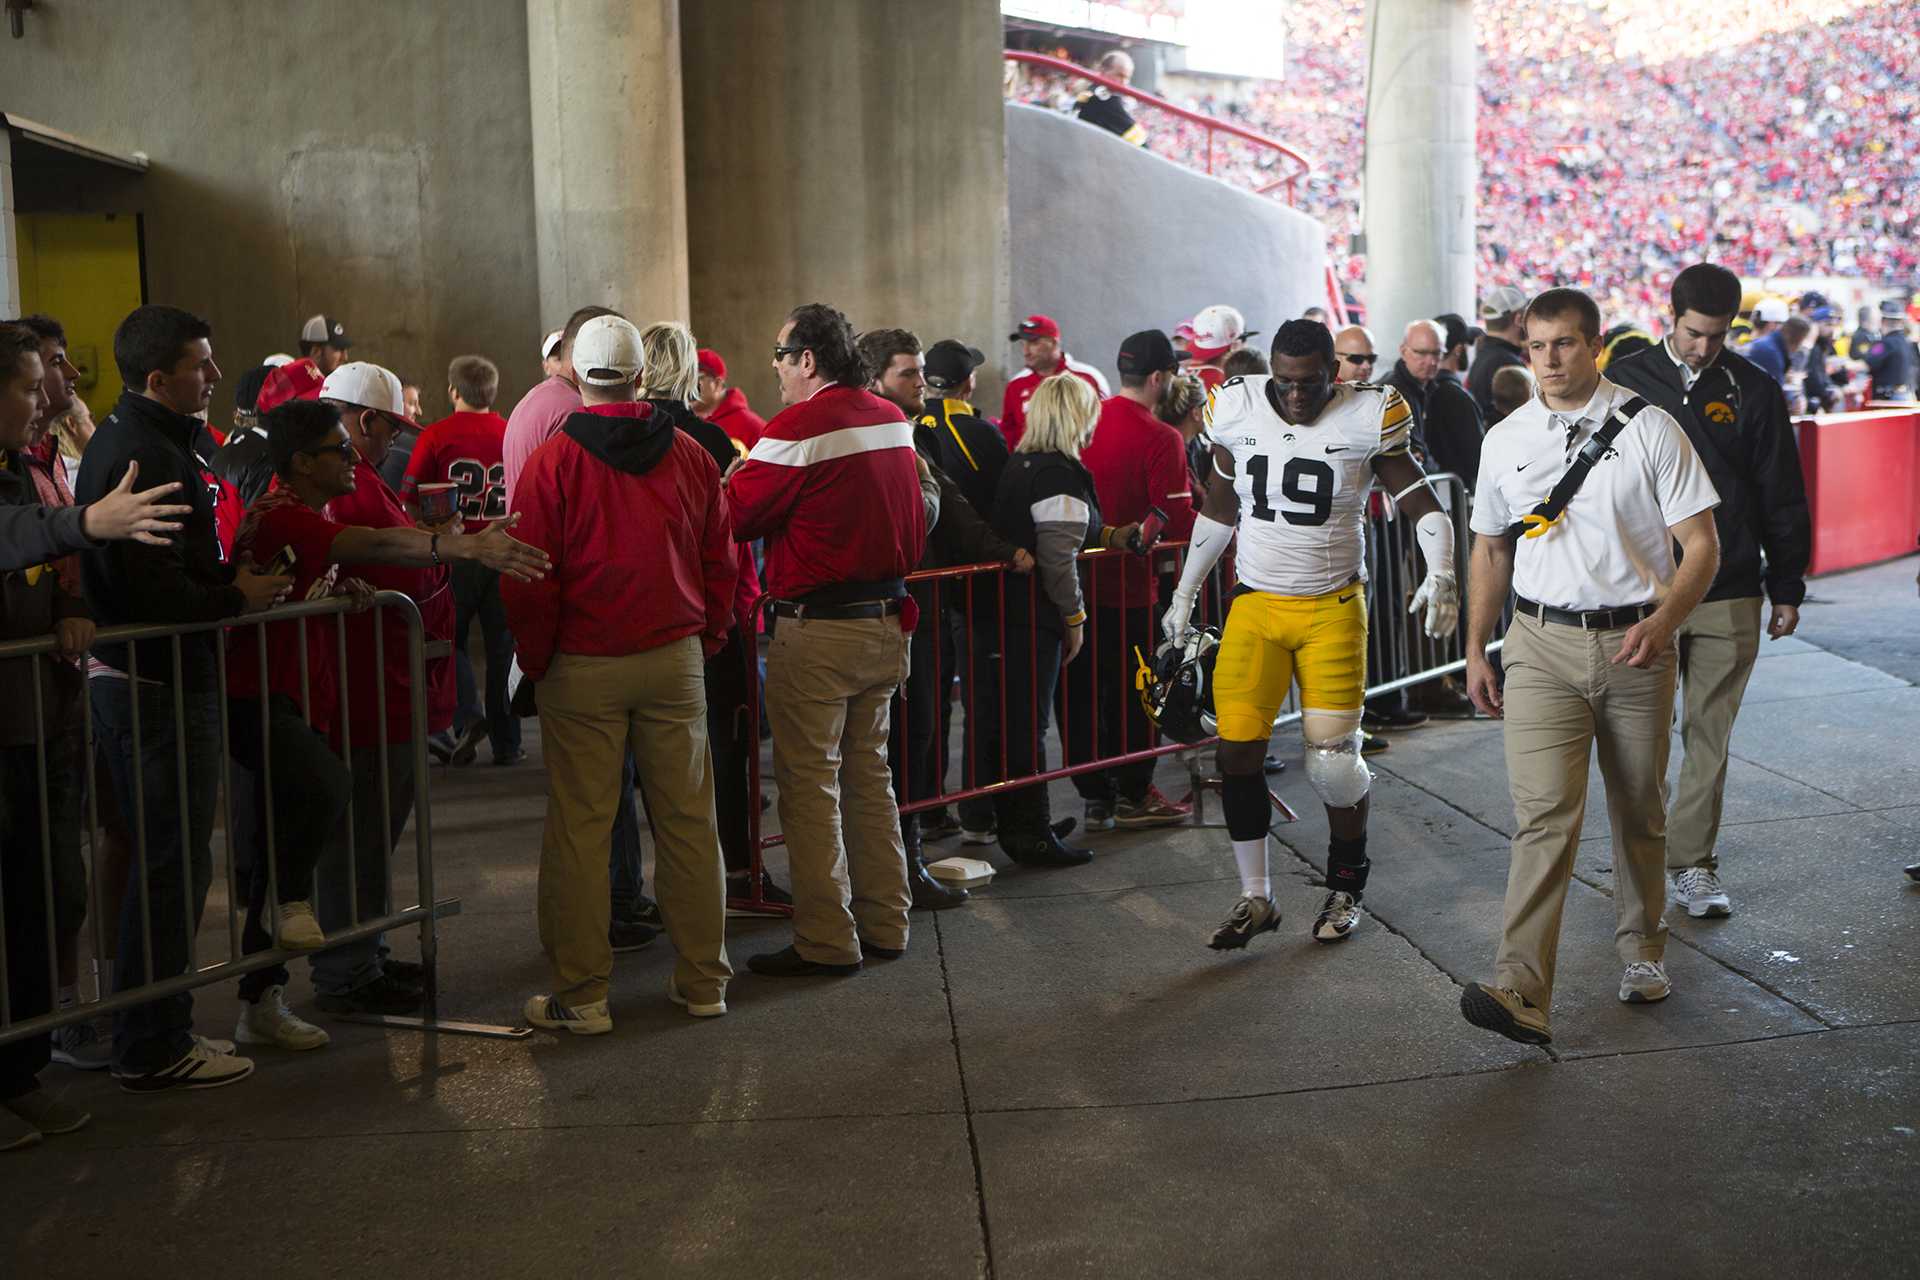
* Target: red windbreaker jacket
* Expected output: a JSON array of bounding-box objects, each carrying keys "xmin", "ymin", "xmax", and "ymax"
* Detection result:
[{"xmin": 503, "ymin": 402, "xmax": 736, "ymax": 680}]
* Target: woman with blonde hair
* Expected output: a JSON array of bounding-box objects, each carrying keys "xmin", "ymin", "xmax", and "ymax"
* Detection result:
[
  {"xmin": 634, "ymin": 321, "xmax": 785, "ymax": 911},
  {"xmin": 973, "ymin": 373, "xmax": 1140, "ymax": 869}
]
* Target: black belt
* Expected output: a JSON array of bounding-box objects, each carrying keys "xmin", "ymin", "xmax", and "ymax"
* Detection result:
[
  {"xmin": 1515, "ymin": 597, "xmax": 1656, "ymax": 630},
  {"xmin": 768, "ymin": 598, "xmax": 904, "ymax": 621}
]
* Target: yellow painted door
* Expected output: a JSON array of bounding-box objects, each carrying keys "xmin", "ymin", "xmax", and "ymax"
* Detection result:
[{"xmin": 14, "ymin": 212, "xmax": 145, "ymax": 425}]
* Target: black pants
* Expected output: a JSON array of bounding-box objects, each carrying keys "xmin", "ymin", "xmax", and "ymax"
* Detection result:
[
  {"xmin": 0, "ymin": 744, "xmax": 53, "ymax": 1099},
  {"xmin": 1058, "ymin": 605, "xmax": 1157, "ymax": 807},
  {"xmin": 888, "ymin": 587, "xmax": 944, "ymax": 851},
  {"xmin": 950, "ymin": 607, "xmax": 995, "ymax": 832},
  {"xmin": 227, "ymin": 696, "xmax": 353, "ymax": 1001},
  {"xmin": 705, "ymin": 625, "xmax": 754, "ymax": 875},
  {"xmin": 968, "ymin": 618, "xmax": 1062, "ymax": 845},
  {"xmin": 452, "ymin": 560, "xmax": 522, "ymax": 759}
]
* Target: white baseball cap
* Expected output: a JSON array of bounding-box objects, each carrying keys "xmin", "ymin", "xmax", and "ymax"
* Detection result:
[
  {"xmin": 571, "ymin": 315, "xmax": 645, "ymax": 387},
  {"xmin": 1753, "ymin": 298, "xmax": 1790, "ymax": 323},
  {"xmin": 262, "ymin": 353, "xmax": 295, "ymax": 368},
  {"xmin": 541, "ymin": 329, "xmax": 564, "ymax": 360},
  {"xmin": 320, "ymin": 361, "xmax": 420, "ymax": 431},
  {"xmin": 1478, "ymin": 285, "xmax": 1529, "ymax": 320},
  {"xmin": 1186, "ymin": 304, "xmax": 1254, "ymax": 360}
]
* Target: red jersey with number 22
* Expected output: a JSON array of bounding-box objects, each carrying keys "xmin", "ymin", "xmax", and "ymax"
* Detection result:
[{"xmin": 400, "ymin": 411, "xmax": 509, "ymax": 534}]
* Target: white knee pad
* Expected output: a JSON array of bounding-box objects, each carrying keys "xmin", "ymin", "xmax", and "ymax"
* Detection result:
[{"xmin": 1302, "ymin": 709, "xmax": 1370, "ymax": 809}]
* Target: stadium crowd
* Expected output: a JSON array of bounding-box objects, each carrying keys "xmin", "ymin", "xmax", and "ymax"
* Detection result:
[{"xmin": 1008, "ymin": 0, "xmax": 1918, "ymax": 328}]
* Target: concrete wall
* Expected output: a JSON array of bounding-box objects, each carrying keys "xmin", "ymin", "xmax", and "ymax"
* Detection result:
[
  {"xmin": 1007, "ymin": 104, "xmax": 1329, "ymax": 388},
  {"xmin": 526, "ymin": 0, "xmax": 689, "ymax": 328},
  {"xmin": 681, "ymin": 0, "xmax": 1011, "ymax": 417},
  {"xmin": 2, "ymin": 0, "xmax": 544, "ymax": 423}
]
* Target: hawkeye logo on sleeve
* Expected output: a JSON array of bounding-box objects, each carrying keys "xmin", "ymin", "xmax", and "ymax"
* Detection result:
[{"xmin": 1704, "ymin": 401, "xmax": 1736, "ymax": 425}]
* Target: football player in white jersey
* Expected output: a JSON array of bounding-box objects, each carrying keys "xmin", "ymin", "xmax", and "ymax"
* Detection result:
[{"xmin": 1164, "ymin": 320, "xmax": 1460, "ymax": 948}]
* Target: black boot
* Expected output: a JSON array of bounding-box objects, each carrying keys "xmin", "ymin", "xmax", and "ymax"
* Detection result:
[
  {"xmin": 910, "ymin": 853, "xmax": 969, "ymax": 909},
  {"xmin": 1004, "ymin": 825, "xmax": 1093, "ymax": 869}
]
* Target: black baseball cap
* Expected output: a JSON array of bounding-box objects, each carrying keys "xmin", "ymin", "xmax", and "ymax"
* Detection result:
[
  {"xmin": 924, "ymin": 339, "xmax": 985, "ymax": 389},
  {"xmin": 300, "ymin": 313, "xmax": 352, "ymax": 349},
  {"xmin": 1116, "ymin": 329, "xmax": 1179, "ymax": 376},
  {"xmin": 1436, "ymin": 313, "xmax": 1481, "ymax": 351}
]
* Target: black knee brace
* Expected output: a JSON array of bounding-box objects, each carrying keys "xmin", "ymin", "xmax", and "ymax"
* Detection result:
[{"xmin": 1222, "ymin": 771, "xmax": 1271, "ymax": 841}]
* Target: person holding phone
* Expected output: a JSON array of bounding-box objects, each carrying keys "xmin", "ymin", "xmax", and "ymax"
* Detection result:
[
  {"xmin": 1068, "ymin": 330, "xmax": 1198, "ymax": 833},
  {"xmin": 222, "ymin": 398, "xmax": 549, "ymax": 1051}
]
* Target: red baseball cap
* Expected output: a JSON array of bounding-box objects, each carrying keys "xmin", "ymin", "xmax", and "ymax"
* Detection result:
[
  {"xmin": 254, "ymin": 359, "xmax": 325, "ymax": 415},
  {"xmin": 1008, "ymin": 314, "xmax": 1061, "ymax": 342},
  {"xmin": 697, "ymin": 348, "xmax": 727, "ymax": 381}
]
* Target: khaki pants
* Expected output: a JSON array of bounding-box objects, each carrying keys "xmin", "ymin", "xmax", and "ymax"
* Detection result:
[
  {"xmin": 536, "ymin": 640, "xmax": 731, "ymax": 1007},
  {"xmin": 1494, "ymin": 612, "xmax": 1676, "ymax": 1011},
  {"xmin": 765, "ymin": 615, "xmax": 912, "ymax": 965},
  {"xmin": 1670, "ymin": 596, "xmax": 1763, "ymax": 871}
]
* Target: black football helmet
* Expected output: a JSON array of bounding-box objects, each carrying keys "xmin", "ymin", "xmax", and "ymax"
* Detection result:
[{"xmin": 1138, "ymin": 627, "xmax": 1221, "ymax": 744}]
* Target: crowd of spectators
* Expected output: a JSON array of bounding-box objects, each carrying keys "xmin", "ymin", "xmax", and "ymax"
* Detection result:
[{"xmin": 1006, "ymin": 0, "xmax": 1918, "ymax": 329}]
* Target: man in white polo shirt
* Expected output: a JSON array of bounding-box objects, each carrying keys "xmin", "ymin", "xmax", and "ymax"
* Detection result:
[{"xmin": 1458, "ymin": 288, "xmax": 1721, "ymax": 1046}]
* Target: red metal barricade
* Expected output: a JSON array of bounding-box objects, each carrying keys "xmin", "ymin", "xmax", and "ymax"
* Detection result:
[{"xmin": 729, "ymin": 539, "xmax": 1299, "ymax": 917}]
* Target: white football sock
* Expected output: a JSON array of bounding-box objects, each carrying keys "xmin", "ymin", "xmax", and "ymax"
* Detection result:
[{"xmin": 1233, "ymin": 837, "xmax": 1271, "ymax": 900}]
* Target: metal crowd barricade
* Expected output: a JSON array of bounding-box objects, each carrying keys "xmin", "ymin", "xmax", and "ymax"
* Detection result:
[
  {"xmin": 0, "ymin": 590, "xmax": 524, "ymax": 1051},
  {"xmin": 726, "ymin": 471, "xmax": 1510, "ymax": 904}
]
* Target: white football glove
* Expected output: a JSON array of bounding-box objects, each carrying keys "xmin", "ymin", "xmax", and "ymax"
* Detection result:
[
  {"xmin": 1409, "ymin": 571, "xmax": 1460, "ymax": 639},
  {"xmin": 1162, "ymin": 586, "xmax": 1197, "ymax": 646}
]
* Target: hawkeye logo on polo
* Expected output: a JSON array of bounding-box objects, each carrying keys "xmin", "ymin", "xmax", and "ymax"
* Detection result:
[{"xmin": 1704, "ymin": 401, "xmax": 1735, "ymax": 425}]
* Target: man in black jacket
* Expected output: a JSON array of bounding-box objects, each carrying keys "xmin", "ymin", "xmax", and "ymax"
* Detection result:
[
  {"xmin": 860, "ymin": 328, "xmax": 1035, "ymax": 907},
  {"xmin": 1467, "ymin": 285, "xmax": 1529, "ymax": 420},
  {"xmin": 1608, "ymin": 263, "xmax": 1810, "ymax": 921},
  {"xmin": 208, "ymin": 364, "xmax": 277, "ymax": 506},
  {"xmin": 75, "ymin": 305, "xmax": 291, "ymax": 1094}
]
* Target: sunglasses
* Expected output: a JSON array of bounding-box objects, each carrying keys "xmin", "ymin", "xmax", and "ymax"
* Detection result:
[
  {"xmin": 302, "ymin": 442, "xmax": 358, "ymax": 463},
  {"xmin": 1272, "ymin": 375, "xmax": 1332, "ymax": 394},
  {"xmin": 1337, "ymin": 352, "xmax": 1378, "ymax": 366},
  {"xmin": 772, "ymin": 344, "xmax": 807, "ymax": 362}
]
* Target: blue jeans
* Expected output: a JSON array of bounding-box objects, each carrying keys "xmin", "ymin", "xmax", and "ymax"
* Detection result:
[
  {"xmin": 91, "ymin": 677, "xmax": 221, "ymax": 1073},
  {"xmin": 609, "ymin": 748, "xmax": 646, "ymax": 916}
]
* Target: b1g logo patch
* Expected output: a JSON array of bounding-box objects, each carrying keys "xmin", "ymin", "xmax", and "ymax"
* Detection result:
[{"xmin": 1704, "ymin": 401, "xmax": 1736, "ymax": 425}]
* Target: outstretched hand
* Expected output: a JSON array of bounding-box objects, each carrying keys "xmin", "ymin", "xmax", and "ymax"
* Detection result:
[
  {"xmin": 473, "ymin": 513, "xmax": 552, "ymax": 582},
  {"xmin": 81, "ymin": 463, "xmax": 192, "ymax": 546}
]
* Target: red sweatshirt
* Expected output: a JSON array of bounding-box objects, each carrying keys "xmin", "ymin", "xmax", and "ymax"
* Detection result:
[
  {"xmin": 727, "ymin": 384, "xmax": 924, "ymax": 602},
  {"xmin": 1080, "ymin": 394, "xmax": 1197, "ymax": 608},
  {"xmin": 502, "ymin": 402, "xmax": 736, "ymax": 680}
]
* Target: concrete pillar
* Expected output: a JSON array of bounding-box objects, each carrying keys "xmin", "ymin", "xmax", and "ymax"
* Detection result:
[
  {"xmin": 1362, "ymin": 0, "xmax": 1476, "ymax": 346},
  {"xmin": 525, "ymin": 0, "xmax": 689, "ymax": 328},
  {"xmin": 680, "ymin": 0, "xmax": 1011, "ymax": 415}
]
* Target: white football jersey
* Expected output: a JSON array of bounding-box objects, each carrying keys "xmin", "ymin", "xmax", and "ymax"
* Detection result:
[{"xmin": 1204, "ymin": 377, "xmax": 1412, "ymax": 596}]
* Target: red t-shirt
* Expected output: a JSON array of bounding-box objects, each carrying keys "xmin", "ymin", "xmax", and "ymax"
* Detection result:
[
  {"xmin": 326, "ymin": 456, "xmax": 457, "ymax": 743},
  {"xmin": 226, "ymin": 490, "xmax": 348, "ymax": 730},
  {"xmin": 399, "ymin": 410, "xmax": 509, "ymax": 534}
]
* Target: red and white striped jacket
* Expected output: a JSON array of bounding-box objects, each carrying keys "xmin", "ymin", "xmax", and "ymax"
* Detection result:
[{"xmin": 728, "ymin": 383, "xmax": 925, "ymax": 602}]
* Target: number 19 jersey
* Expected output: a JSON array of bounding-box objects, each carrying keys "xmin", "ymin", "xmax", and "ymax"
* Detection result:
[{"xmin": 1204, "ymin": 377, "xmax": 1412, "ymax": 597}]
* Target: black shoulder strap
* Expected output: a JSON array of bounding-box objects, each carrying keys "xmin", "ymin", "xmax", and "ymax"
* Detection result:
[{"xmin": 1505, "ymin": 395, "xmax": 1647, "ymax": 540}]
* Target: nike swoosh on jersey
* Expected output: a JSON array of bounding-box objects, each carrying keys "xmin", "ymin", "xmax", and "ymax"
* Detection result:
[
  {"xmin": 1516, "ymin": 461, "xmax": 1533, "ymax": 471},
  {"xmin": 1324, "ymin": 445, "xmax": 1347, "ymax": 454}
]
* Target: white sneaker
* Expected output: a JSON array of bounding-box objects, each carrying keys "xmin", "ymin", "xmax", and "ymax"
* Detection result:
[
  {"xmin": 114, "ymin": 1038, "xmax": 255, "ymax": 1093},
  {"xmin": 275, "ymin": 900, "xmax": 327, "ymax": 950},
  {"xmin": 236, "ymin": 985, "xmax": 331, "ymax": 1051},
  {"xmin": 524, "ymin": 994, "xmax": 612, "ymax": 1036},
  {"xmin": 666, "ymin": 974, "xmax": 728, "ymax": 1018},
  {"xmin": 959, "ymin": 825, "xmax": 998, "ymax": 846},
  {"xmin": 1671, "ymin": 868, "xmax": 1731, "ymax": 918},
  {"xmin": 1619, "ymin": 960, "xmax": 1672, "ymax": 1004},
  {"xmin": 1313, "ymin": 890, "xmax": 1363, "ymax": 943}
]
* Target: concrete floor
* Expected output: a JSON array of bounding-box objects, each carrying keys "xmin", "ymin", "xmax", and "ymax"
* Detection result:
[{"xmin": 8, "ymin": 560, "xmax": 1920, "ymax": 1278}]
